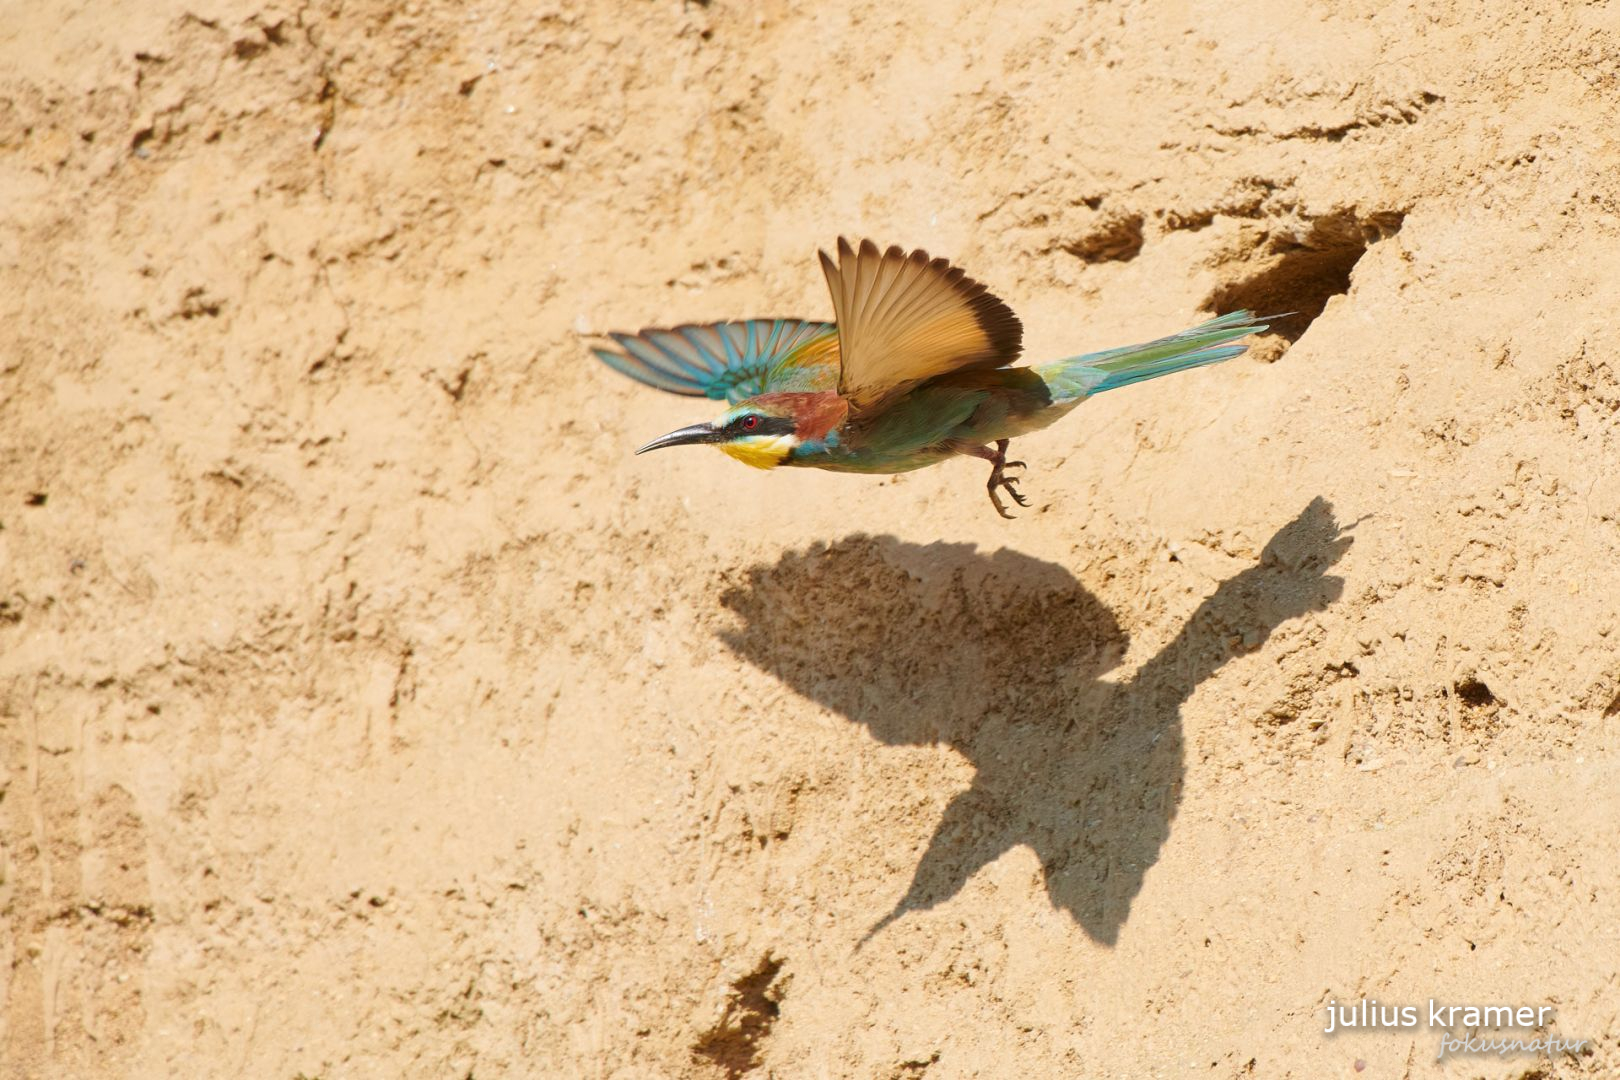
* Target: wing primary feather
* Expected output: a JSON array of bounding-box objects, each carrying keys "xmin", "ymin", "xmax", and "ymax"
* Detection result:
[
  {"xmin": 871, "ymin": 249, "xmax": 935, "ymax": 331},
  {"xmin": 592, "ymin": 347, "xmax": 706, "ymax": 396},
  {"xmin": 761, "ymin": 318, "xmax": 787, "ymax": 359},
  {"xmin": 818, "ymin": 248, "xmax": 843, "ymax": 330},
  {"xmin": 846, "ymin": 238, "xmax": 869, "ymax": 334},
  {"xmin": 845, "ymin": 238, "xmax": 866, "ymax": 332},
  {"xmin": 865, "ymin": 254, "xmax": 931, "ymax": 345},
  {"xmin": 640, "ymin": 330, "xmax": 708, "ymax": 378},
  {"xmin": 864, "ymin": 244, "xmax": 917, "ymax": 337},
  {"xmin": 660, "ymin": 328, "xmax": 716, "ymax": 374},
  {"xmin": 677, "ymin": 325, "xmax": 727, "ymax": 377},
  {"xmin": 718, "ymin": 323, "xmax": 744, "ymax": 367},
  {"xmin": 854, "ymin": 239, "xmax": 890, "ymax": 332},
  {"xmin": 614, "ymin": 333, "xmax": 683, "ymax": 373}
]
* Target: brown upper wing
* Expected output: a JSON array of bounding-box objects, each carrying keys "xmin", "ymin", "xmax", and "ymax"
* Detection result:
[{"xmin": 818, "ymin": 237, "xmax": 1023, "ymax": 412}]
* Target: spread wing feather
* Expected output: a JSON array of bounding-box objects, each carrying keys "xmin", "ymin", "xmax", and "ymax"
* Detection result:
[
  {"xmin": 592, "ymin": 318, "xmax": 838, "ymax": 403},
  {"xmin": 819, "ymin": 237, "xmax": 1022, "ymax": 412}
]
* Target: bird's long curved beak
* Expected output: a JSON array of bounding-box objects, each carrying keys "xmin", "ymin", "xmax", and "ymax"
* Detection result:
[{"xmin": 635, "ymin": 422, "xmax": 722, "ymax": 455}]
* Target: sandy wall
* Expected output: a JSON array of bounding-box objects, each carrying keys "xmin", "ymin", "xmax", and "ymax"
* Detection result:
[{"xmin": 4, "ymin": 1, "xmax": 1620, "ymax": 1076}]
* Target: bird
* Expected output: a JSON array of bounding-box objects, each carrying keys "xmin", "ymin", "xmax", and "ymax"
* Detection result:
[{"xmin": 590, "ymin": 237, "xmax": 1271, "ymax": 518}]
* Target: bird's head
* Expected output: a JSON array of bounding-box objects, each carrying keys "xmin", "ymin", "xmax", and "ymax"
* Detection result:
[{"xmin": 635, "ymin": 392, "xmax": 846, "ymax": 470}]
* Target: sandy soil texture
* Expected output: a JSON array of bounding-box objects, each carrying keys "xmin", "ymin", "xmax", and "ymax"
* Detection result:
[{"xmin": 4, "ymin": 1, "xmax": 1620, "ymax": 1077}]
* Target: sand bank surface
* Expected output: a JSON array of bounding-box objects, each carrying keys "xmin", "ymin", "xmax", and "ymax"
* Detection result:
[{"xmin": 4, "ymin": 1, "xmax": 1620, "ymax": 1076}]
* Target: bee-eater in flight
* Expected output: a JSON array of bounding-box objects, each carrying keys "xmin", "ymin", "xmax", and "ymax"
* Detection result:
[{"xmin": 592, "ymin": 238, "xmax": 1269, "ymax": 517}]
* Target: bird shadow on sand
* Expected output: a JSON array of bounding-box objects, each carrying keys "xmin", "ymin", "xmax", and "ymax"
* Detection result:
[{"xmin": 717, "ymin": 497, "xmax": 1350, "ymax": 946}]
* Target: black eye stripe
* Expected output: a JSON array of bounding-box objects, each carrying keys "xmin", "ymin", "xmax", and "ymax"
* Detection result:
[{"xmin": 726, "ymin": 414, "xmax": 796, "ymax": 438}]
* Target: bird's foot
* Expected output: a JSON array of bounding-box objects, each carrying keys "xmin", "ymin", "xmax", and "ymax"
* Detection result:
[
  {"xmin": 986, "ymin": 456, "xmax": 1030, "ymax": 519},
  {"xmin": 961, "ymin": 439, "xmax": 1032, "ymax": 518}
]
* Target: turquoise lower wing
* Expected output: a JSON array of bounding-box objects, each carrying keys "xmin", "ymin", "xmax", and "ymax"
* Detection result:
[{"xmin": 592, "ymin": 318, "xmax": 836, "ymax": 403}]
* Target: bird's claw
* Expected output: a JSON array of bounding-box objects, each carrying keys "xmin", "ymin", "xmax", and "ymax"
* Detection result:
[
  {"xmin": 982, "ymin": 439, "xmax": 1032, "ymax": 519},
  {"xmin": 987, "ymin": 472, "xmax": 1030, "ymax": 518}
]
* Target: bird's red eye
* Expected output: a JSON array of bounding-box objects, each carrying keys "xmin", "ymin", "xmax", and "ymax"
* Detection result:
[{"xmin": 742, "ymin": 415, "xmax": 760, "ymax": 431}]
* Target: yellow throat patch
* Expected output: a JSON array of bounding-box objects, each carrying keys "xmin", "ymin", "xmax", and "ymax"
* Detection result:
[{"xmin": 719, "ymin": 434, "xmax": 798, "ymax": 470}]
